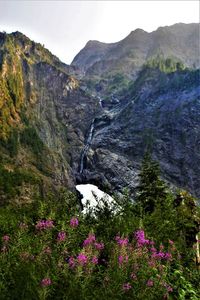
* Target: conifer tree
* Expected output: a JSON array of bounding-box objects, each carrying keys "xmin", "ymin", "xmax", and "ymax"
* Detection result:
[{"xmin": 137, "ymin": 153, "xmax": 167, "ymax": 214}]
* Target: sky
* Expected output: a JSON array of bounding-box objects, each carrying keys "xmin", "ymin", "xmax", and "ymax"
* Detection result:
[{"xmin": 0, "ymin": 1, "xmax": 199, "ymax": 64}]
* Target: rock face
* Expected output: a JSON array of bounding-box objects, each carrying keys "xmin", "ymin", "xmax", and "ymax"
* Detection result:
[
  {"xmin": 84, "ymin": 68, "xmax": 200, "ymax": 197},
  {"xmin": 0, "ymin": 23, "xmax": 200, "ymax": 203},
  {"xmin": 71, "ymin": 23, "xmax": 200, "ymax": 198},
  {"xmin": 0, "ymin": 31, "xmax": 100, "ymax": 203}
]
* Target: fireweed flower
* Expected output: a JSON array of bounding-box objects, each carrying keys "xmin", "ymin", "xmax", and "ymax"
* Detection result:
[
  {"xmin": 91, "ymin": 256, "xmax": 98, "ymax": 265},
  {"xmin": 147, "ymin": 279, "xmax": 154, "ymax": 287},
  {"xmin": 118, "ymin": 255, "xmax": 128, "ymax": 265},
  {"xmin": 123, "ymin": 283, "xmax": 132, "ymax": 291},
  {"xmin": 68, "ymin": 256, "xmax": 75, "ymax": 268},
  {"xmin": 135, "ymin": 230, "xmax": 150, "ymax": 246},
  {"xmin": 115, "ymin": 236, "xmax": 129, "ymax": 247},
  {"xmin": 130, "ymin": 273, "xmax": 137, "ymax": 280},
  {"xmin": 70, "ymin": 217, "xmax": 79, "ymax": 228},
  {"xmin": 77, "ymin": 253, "xmax": 88, "ymax": 265},
  {"xmin": 2, "ymin": 235, "xmax": 10, "ymax": 242},
  {"xmin": 83, "ymin": 233, "xmax": 96, "ymax": 247},
  {"xmin": 35, "ymin": 220, "xmax": 54, "ymax": 230},
  {"xmin": 57, "ymin": 231, "xmax": 66, "ymax": 242},
  {"xmin": 41, "ymin": 278, "xmax": 52, "ymax": 287},
  {"xmin": 94, "ymin": 242, "xmax": 104, "ymax": 250}
]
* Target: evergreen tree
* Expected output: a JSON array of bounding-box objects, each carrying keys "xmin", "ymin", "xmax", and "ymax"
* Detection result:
[{"xmin": 137, "ymin": 153, "xmax": 168, "ymax": 214}]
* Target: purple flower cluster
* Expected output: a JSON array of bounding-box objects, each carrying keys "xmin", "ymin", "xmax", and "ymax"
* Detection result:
[
  {"xmin": 35, "ymin": 220, "xmax": 54, "ymax": 230},
  {"xmin": 135, "ymin": 230, "xmax": 150, "ymax": 246},
  {"xmin": 91, "ymin": 256, "xmax": 98, "ymax": 265},
  {"xmin": 70, "ymin": 217, "xmax": 79, "ymax": 228},
  {"xmin": 94, "ymin": 242, "xmax": 104, "ymax": 250},
  {"xmin": 77, "ymin": 253, "xmax": 88, "ymax": 265},
  {"xmin": 57, "ymin": 231, "xmax": 66, "ymax": 242},
  {"xmin": 41, "ymin": 278, "xmax": 52, "ymax": 287},
  {"xmin": 2, "ymin": 235, "xmax": 10, "ymax": 242},
  {"xmin": 147, "ymin": 279, "xmax": 154, "ymax": 287},
  {"xmin": 68, "ymin": 256, "xmax": 75, "ymax": 268},
  {"xmin": 83, "ymin": 233, "xmax": 96, "ymax": 247},
  {"xmin": 118, "ymin": 255, "xmax": 129, "ymax": 265},
  {"xmin": 151, "ymin": 251, "xmax": 172, "ymax": 261},
  {"xmin": 123, "ymin": 282, "xmax": 132, "ymax": 291},
  {"xmin": 115, "ymin": 235, "xmax": 129, "ymax": 247}
]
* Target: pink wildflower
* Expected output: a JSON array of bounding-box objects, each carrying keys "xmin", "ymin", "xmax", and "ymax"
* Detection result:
[
  {"xmin": 2, "ymin": 235, "xmax": 10, "ymax": 243},
  {"xmin": 116, "ymin": 237, "xmax": 129, "ymax": 247},
  {"xmin": 94, "ymin": 242, "xmax": 104, "ymax": 250},
  {"xmin": 77, "ymin": 253, "xmax": 88, "ymax": 265},
  {"xmin": 70, "ymin": 217, "xmax": 79, "ymax": 228},
  {"xmin": 91, "ymin": 256, "xmax": 98, "ymax": 265},
  {"xmin": 41, "ymin": 278, "xmax": 52, "ymax": 287},
  {"xmin": 57, "ymin": 231, "xmax": 66, "ymax": 242},
  {"xmin": 123, "ymin": 283, "xmax": 132, "ymax": 291},
  {"xmin": 135, "ymin": 230, "xmax": 150, "ymax": 246},
  {"xmin": 35, "ymin": 220, "xmax": 54, "ymax": 230},
  {"xmin": 68, "ymin": 256, "xmax": 75, "ymax": 268},
  {"xmin": 164, "ymin": 252, "xmax": 172, "ymax": 260},
  {"xmin": 131, "ymin": 273, "xmax": 137, "ymax": 280},
  {"xmin": 147, "ymin": 279, "xmax": 154, "ymax": 287},
  {"xmin": 118, "ymin": 255, "xmax": 128, "ymax": 265},
  {"xmin": 83, "ymin": 234, "xmax": 96, "ymax": 247}
]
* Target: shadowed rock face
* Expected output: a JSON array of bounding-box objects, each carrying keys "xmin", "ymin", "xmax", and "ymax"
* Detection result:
[
  {"xmin": 84, "ymin": 68, "xmax": 200, "ymax": 197},
  {"xmin": 70, "ymin": 23, "xmax": 200, "ymax": 199}
]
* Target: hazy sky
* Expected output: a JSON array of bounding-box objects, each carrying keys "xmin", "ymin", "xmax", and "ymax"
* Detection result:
[{"xmin": 0, "ymin": 1, "xmax": 199, "ymax": 64}]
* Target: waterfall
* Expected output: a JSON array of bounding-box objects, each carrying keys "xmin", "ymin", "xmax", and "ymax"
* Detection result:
[
  {"xmin": 98, "ymin": 96, "xmax": 103, "ymax": 108},
  {"xmin": 79, "ymin": 119, "xmax": 95, "ymax": 174}
]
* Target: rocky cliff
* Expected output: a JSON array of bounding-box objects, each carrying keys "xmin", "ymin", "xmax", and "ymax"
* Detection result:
[
  {"xmin": 71, "ymin": 23, "xmax": 200, "ymax": 198},
  {"xmin": 0, "ymin": 31, "xmax": 100, "ymax": 204}
]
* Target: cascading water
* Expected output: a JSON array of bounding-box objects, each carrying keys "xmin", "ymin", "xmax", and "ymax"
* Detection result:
[{"xmin": 79, "ymin": 119, "xmax": 95, "ymax": 174}]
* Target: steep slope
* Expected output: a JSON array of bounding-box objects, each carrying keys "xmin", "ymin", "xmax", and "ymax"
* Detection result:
[
  {"xmin": 72, "ymin": 23, "xmax": 199, "ymax": 106},
  {"xmin": 78, "ymin": 66, "xmax": 200, "ymax": 197},
  {"xmin": 72, "ymin": 23, "xmax": 199, "ymax": 74},
  {"xmin": 0, "ymin": 31, "xmax": 100, "ymax": 204}
]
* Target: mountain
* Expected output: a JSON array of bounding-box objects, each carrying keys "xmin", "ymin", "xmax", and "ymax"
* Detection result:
[
  {"xmin": 72, "ymin": 23, "xmax": 199, "ymax": 74},
  {"xmin": 0, "ymin": 31, "xmax": 100, "ymax": 204},
  {"xmin": 0, "ymin": 23, "xmax": 199, "ymax": 204},
  {"xmin": 71, "ymin": 23, "xmax": 200, "ymax": 198},
  {"xmin": 72, "ymin": 23, "xmax": 199, "ymax": 107}
]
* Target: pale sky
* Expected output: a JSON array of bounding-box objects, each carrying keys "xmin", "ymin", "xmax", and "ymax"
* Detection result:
[{"xmin": 0, "ymin": 1, "xmax": 199, "ymax": 64}]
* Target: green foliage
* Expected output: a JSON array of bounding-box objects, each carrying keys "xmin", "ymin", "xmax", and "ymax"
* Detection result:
[
  {"xmin": 136, "ymin": 154, "xmax": 168, "ymax": 213},
  {"xmin": 20, "ymin": 126, "xmax": 45, "ymax": 157},
  {"xmin": 146, "ymin": 56, "xmax": 185, "ymax": 74},
  {"xmin": 0, "ymin": 164, "xmax": 40, "ymax": 199},
  {"xmin": 0, "ymin": 129, "xmax": 19, "ymax": 157},
  {"xmin": 0, "ymin": 188, "xmax": 199, "ymax": 300}
]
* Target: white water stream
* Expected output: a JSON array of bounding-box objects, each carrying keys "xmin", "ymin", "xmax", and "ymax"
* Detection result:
[{"xmin": 79, "ymin": 119, "xmax": 95, "ymax": 174}]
